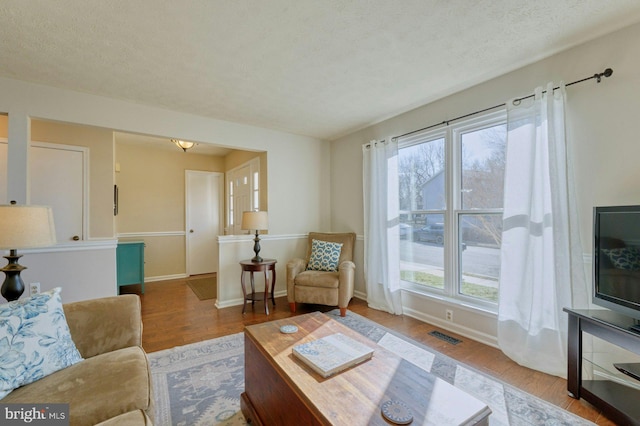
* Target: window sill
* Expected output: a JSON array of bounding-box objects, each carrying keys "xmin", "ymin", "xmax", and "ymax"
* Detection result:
[{"xmin": 400, "ymin": 281, "xmax": 498, "ymax": 318}]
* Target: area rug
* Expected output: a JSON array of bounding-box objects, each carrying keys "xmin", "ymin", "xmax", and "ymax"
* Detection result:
[
  {"xmin": 187, "ymin": 275, "xmax": 217, "ymax": 300},
  {"xmin": 149, "ymin": 310, "xmax": 594, "ymax": 426}
]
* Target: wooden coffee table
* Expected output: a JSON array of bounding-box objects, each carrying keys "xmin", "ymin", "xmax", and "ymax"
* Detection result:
[{"xmin": 241, "ymin": 312, "xmax": 491, "ymax": 425}]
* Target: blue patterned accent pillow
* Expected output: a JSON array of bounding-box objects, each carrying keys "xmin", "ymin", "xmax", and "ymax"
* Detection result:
[
  {"xmin": 0, "ymin": 287, "xmax": 83, "ymax": 399},
  {"xmin": 307, "ymin": 239, "xmax": 343, "ymax": 272},
  {"xmin": 602, "ymin": 247, "xmax": 640, "ymax": 271}
]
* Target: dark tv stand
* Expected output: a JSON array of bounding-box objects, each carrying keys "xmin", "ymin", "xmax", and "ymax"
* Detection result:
[
  {"xmin": 564, "ymin": 308, "xmax": 640, "ymax": 425},
  {"xmin": 614, "ymin": 363, "xmax": 640, "ymax": 382}
]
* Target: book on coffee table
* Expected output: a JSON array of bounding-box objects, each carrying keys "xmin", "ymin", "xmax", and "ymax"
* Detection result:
[{"xmin": 292, "ymin": 333, "xmax": 374, "ymax": 378}]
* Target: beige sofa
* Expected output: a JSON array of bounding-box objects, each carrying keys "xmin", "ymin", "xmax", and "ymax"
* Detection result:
[{"xmin": 2, "ymin": 294, "xmax": 154, "ymax": 426}]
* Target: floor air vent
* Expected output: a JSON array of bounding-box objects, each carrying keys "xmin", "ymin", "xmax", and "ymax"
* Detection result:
[{"xmin": 428, "ymin": 330, "xmax": 461, "ymax": 345}]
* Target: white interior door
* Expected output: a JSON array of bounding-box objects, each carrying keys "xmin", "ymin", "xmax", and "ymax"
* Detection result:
[
  {"xmin": 0, "ymin": 140, "xmax": 86, "ymax": 243},
  {"xmin": 186, "ymin": 171, "xmax": 223, "ymax": 275},
  {"xmin": 30, "ymin": 144, "xmax": 85, "ymax": 243}
]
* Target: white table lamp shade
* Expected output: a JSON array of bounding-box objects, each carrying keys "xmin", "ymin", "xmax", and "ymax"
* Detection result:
[
  {"xmin": 241, "ymin": 211, "xmax": 268, "ymax": 231},
  {"xmin": 0, "ymin": 205, "xmax": 57, "ymax": 249}
]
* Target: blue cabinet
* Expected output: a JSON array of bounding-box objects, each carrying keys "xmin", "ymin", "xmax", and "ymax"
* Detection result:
[{"xmin": 116, "ymin": 241, "xmax": 145, "ymax": 294}]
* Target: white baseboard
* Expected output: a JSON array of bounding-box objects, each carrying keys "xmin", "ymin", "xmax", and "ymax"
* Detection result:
[
  {"xmin": 215, "ymin": 289, "xmax": 288, "ymax": 310},
  {"xmin": 145, "ymin": 274, "xmax": 188, "ymax": 283},
  {"xmin": 402, "ymin": 306, "xmax": 499, "ymax": 349}
]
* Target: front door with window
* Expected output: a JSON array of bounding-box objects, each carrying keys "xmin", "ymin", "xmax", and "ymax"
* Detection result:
[{"xmin": 226, "ymin": 158, "xmax": 260, "ymax": 234}]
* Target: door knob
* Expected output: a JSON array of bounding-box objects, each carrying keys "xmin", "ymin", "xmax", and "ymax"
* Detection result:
[
  {"xmin": 190, "ymin": 229, "xmax": 194, "ymax": 233},
  {"xmin": 72, "ymin": 235, "xmax": 80, "ymax": 241}
]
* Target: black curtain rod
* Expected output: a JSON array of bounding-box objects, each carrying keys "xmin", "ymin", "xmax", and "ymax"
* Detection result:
[{"xmin": 392, "ymin": 67, "xmax": 613, "ymax": 141}]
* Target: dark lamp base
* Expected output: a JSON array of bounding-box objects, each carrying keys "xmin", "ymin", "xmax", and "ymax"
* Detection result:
[
  {"xmin": 251, "ymin": 231, "xmax": 264, "ymax": 263},
  {"xmin": 1, "ymin": 250, "xmax": 27, "ymax": 302}
]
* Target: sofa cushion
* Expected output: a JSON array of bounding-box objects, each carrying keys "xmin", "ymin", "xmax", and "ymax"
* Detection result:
[
  {"xmin": 0, "ymin": 287, "xmax": 83, "ymax": 399},
  {"xmin": 306, "ymin": 239, "xmax": 343, "ymax": 272},
  {"xmin": 295, "ymin": 270, "xmax": 340, "ymax": 289},
  {"xmin": 1, "ymin": 346, "xmax": 152, "ymax": 426},
  {"xmin": 95, "ymin": 410, "xmax": 153, "ymax": 426}
]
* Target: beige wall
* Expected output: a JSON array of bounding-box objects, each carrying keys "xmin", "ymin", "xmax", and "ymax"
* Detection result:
[
  {"xmin": 0, "ymin": 114, "xmax": 6, "ymax": 135},
  {"xmin": 330, "ymin": 21, "xmax": 640, "ymax": 346},
  {"xmin": 116, "ymin": 142, "xmax": 224, "ymax": 232},
  {"xmin": 115, "ymin": 141, "xmax": 225, "ymax": 278}
]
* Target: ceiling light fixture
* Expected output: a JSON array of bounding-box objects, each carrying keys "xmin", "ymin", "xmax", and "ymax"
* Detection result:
[{"xmin": 171, "ymin": 139, "xmax": 196, "ymax": 152}]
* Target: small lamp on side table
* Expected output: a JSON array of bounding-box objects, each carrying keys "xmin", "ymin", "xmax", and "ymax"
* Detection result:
[
  {"xmin": 241, "ymin": 211, "xmax": 268, "ymax": 263},
  {"xmin": 0, "ymin": 203, "xmax": 57, "ymax": 302}
]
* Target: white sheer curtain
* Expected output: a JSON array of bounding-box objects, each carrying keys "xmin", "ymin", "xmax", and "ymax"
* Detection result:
[
  {"xmin": 362, "ymin": 139, "xmax": 403, "ymax": 315},
  {"xmin": 498, "ymin": 83, "xmax": 588, "ymax": 377}
]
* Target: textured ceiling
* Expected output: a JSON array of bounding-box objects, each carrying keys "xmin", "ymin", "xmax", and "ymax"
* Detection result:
[{"xmin": 2, "ymin": 1, "xmax": 640, "ymax": 141}]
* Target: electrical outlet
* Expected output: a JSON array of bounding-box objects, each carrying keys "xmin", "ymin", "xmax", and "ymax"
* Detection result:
[
  {"xmin": 445, "ymin": 309, "xmax": 453, "ymax": 322},
  {"xmin": 30, "ymin": 282, "xmax": 40, "ymax": 296}
]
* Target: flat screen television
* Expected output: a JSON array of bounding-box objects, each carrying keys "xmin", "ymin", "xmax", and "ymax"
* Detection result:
[{"xmin": 593, "ymin": 205, "xmax": 640, "ymax": 321}]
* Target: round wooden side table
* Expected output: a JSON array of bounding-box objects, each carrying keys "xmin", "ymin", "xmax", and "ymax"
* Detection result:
[{"xmin": 240, "ymin": 259, "xmax": 277, "ymax": 315}]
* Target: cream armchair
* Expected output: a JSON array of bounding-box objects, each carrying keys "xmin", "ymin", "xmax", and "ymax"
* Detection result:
[{"xmin": 287, "ymin": 232, "xmax": 356, "ymax": 317}]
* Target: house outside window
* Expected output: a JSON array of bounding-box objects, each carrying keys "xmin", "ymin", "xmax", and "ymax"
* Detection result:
[{"xmin": 398, "ymin": 111, "xmax": 506, "ymax": 310}]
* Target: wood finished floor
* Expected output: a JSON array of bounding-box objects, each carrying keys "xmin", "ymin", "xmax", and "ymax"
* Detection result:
[{"xmin": 132, "ymin": 277, "xmax": 614, "ymax": 425}]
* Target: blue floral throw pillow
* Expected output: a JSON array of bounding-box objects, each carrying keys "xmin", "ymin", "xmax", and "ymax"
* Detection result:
[
  {"xmin": 0, "ymin": 287, "xmax": 83, "ymax": 399},
  {"xmin": 602, "ymin": 247, "xmax": 640, "ymax": 271},
  {"xmin": 307, "ymin": 239, "xmax": 343, "ymax": 272}
]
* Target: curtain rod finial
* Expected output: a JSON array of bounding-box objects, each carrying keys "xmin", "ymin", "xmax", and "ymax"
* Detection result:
[{"xmin": 596, "ymin": 68, "xmax": 613, "ymax": 83}]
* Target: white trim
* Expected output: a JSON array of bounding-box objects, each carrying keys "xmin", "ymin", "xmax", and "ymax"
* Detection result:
[
  {"xmin": 116, "ymin": 231, "xmax": 185, "ymax": 237},
  {"xmin": 354, "ymin": 290, "xmax": 367, "ymax": 300},
  {"xmin": 401, "ymin": 285, "xmax": 498, "ymax": 316},
  {"xmin": 356, "ymin": 285, "xmax": 497, "ymax": 347},
  {"xmin": 217, "ymin": 233, "xmax": 358, "ymax": 243},
  {"xmin": 145, "ymin": 273, "xmax": 188, "ymax": 283},
  {"xmin": 215, "ymin": 297, "xmax": 244, "ymax": 309},
  {"xmin": 402, "ymin": 305, "xmax": 498, "ymax": 348},
  {"xmin": 214, "ymin": 289, "xmax": 288, "ymax": 310},
  {"xmin": 218, "ymin": 233, "xmax": 307, "ymax": 243},
  {"xmin": 397, "ymin": 112, "xmax": 506, "ymax": 312},
  {"xmin": 3, "ymin": 239, "xmax": 117, "ymax": 254}
]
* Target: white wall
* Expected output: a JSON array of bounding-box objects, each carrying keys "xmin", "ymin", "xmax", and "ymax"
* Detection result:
[
  {"xmin": 19, "ymin": 241, "xmax": 117, "ymax": 303},
  {"xmin": 217, "ymin": 234, "xmax": 307, "ymax": 308},
  {"xmin": 330, "ymin": 22, "xmax": 640, "ymax": 346},
  {"xmin": 0, "ymin": 77, "xmax": 330, "ymax": 303}
]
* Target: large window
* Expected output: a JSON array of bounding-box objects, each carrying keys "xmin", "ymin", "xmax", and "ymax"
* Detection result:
[{"xmin": 398, "ymin": 112, "xmax": 506, "ymax": 308}]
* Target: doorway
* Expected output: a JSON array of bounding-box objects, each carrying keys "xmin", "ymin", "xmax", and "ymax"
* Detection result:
[{"xmin": 186, "ymin": 170, "xmax": 223, "ymax": 276}]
